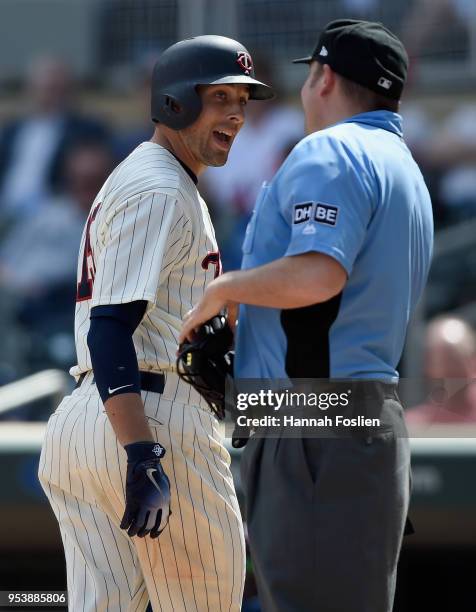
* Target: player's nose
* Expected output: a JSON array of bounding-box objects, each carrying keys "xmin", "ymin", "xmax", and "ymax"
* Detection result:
[{"xmin": 227, "ymin": 102, "xmax": 245, "ymax": 127}]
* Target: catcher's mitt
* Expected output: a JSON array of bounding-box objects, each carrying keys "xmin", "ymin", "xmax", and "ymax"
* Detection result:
[{"xmin": 176, "ymin": 315, "xmax": 234, "ymax": 420}]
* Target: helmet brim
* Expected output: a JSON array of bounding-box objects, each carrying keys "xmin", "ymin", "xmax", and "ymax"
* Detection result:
[{"xmin": 203, "ymin": 75, "xmax": 275, "ymax": 100}]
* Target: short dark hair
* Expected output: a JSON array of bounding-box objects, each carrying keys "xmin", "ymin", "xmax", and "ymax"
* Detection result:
[
  {"xmin": 337, "ymin": 73, "xmax": 399, "ymax": 112},
  {"xmin": 312, "ymin": 62, "xmax": 399, "ymax": 113}
]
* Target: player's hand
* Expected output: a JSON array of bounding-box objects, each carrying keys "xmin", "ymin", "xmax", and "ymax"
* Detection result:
[
  {"xmin": 180, "ymin": 280, "xmax": 227, "ymax": 343},
  {"xmin": 120, "ymin": 441, "xmax": 171, "ymax": 538}
]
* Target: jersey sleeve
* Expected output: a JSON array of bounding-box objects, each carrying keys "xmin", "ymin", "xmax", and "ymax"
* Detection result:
[
  {"xmin": 277, "ymin": 135, "xmax": 374, "ymax": 276},
  {"xmin": 91, "ymin": 191, "xmax": 190, "ymax": 308}
]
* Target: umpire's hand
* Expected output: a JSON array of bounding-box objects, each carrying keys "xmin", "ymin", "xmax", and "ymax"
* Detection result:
[{"xmin": 120, "ymin": 441, "xmax": 171, "ymax": 538}]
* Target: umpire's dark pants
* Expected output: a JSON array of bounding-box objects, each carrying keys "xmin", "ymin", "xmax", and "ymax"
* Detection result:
[{"xmin": 240, "ymin": 383, "xmax": 410, "ymax": 612}]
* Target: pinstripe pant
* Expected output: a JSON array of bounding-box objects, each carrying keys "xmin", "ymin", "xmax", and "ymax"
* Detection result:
[{"xmin": 38, "ymin": 372, "xmax": 245, "ymax": 612}]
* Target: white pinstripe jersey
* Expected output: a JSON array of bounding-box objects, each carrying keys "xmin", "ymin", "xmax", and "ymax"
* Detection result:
[{"xmin": 70, "ymin": 142, "xmax": 220, "ymax": 379}]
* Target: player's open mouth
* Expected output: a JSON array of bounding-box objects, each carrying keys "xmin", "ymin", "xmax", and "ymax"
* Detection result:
[{"xmin": 213, "ymin": 129, "xmax": 232, "ymax": 149}]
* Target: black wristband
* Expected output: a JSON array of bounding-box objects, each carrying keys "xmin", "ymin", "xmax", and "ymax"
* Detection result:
[{"xmin": 124, "ymin": 441, "xmax": 166, "ymax": 462}]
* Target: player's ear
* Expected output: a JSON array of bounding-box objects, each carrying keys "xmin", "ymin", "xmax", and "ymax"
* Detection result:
[{"xmin": 319, "ymin": 64, "xmax": 336, "ymax": 97}]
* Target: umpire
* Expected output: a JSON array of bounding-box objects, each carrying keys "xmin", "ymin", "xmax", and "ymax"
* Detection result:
[{"xmin": 181, "ymin": 19, "xmax": 434, "ymax": 612}]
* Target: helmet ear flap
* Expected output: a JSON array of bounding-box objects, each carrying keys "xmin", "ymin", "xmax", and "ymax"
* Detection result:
[
  {"xmin": 151, "ymin": 93, "xmax": 182, "ymax": 125},
  {"xmin": 164, "ymin": 95, "xmax": 182, "ymax": 116},
  {"xmin": 152, "ymin": 84, "xmax": 202, "ymax": 130}
]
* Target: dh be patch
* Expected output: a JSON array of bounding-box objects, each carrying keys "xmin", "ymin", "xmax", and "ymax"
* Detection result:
[
  {"xmin": 293, "ymin": 202, "xmax": 313, "ymax": 224},
  {"xmin": 314, "ymin": 203, "xmax": 338, "ymax": 226}
]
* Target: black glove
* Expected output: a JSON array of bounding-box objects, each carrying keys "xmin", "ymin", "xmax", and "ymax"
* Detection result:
[
  {"xmin": 177, "ymin": 315, "xmax": 234, "ymax": 420},
  {"xmin": 120, "ymin": 441, "xmax": 171, "ymax": 538},
  {"xmin": 231, "ymin": 425, "xmax": 251, "ymax": 448}
]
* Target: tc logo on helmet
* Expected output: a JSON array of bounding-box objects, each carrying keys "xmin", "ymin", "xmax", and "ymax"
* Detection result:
[{"xmin": 236, "ymin": 51, "xmax": 253, "ymax": 75}]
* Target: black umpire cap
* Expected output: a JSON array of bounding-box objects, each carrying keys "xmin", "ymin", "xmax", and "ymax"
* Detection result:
[{"xmin": 293, "ymin": 19, "xmax": 408, "ymax": 101}]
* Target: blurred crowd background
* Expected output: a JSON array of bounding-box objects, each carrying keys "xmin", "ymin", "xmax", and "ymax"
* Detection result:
[{"xmin": 1, "ymin": 1, "xmax": 476, "ymax": 609}]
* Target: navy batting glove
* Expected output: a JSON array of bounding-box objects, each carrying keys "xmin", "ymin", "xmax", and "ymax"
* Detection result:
[{"xmin": 120, "ymin": 441, "xmax": 171, "ymax": 538}]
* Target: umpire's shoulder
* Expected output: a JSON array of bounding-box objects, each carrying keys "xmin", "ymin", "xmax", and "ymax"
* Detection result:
[
  {"xmin": 298, "ymin": 121, "xmax": 357, "ymax": 154},
  {"xmin": 274, "ymin": 124, "xmax": 375, "ymax": 208},
  {"xmin": 275, "ymin": 128, "xmax": 343, "ymax": 184},
  {"xmin": 284, "ymin": 121, "xmax": 373, "ymax": 176}
]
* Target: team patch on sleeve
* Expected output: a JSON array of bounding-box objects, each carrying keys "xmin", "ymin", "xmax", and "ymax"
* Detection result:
[
  {"xmin": 293, "ymin": 202, "xmax": 339, "ymax": 227},
  {"xmin": 314, "ymin": 203, "xmax": 339, "ymax": 226},
  {"xmin": 293, "ymin": 202, "xmax": 314, "ymax": 224}
]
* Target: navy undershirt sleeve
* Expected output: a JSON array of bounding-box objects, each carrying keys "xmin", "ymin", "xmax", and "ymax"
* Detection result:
[{"xmin": 87, "ymin": 301, "xmax": 148, "ymax": 403}]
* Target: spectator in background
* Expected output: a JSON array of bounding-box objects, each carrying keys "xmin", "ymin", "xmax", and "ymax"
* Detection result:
[
  {"xmin": 0, "ymin": 56, "xmax": 109, "ymax": 228},
  {"xmin": 113, "ymin": 53, "xmax": 157, "ymax": 160},
  {"xmin": 402, "ymin": 0, "xmax": 476, "ymax": 72},
  {"xmin": 397, "ymin": 102, "xmax": 448, "ymax": 225},
  {"xmin": 392, "ymin": 102, "xmax": 476, "ymax": 229},
  {"xmin": 398, "ymin": 1, "xmax": 476, "ymax": 227},
  {"xmin": 400, "ymin": 102, "xmax": 434, "ymax": 162},
  {"xmin": 202, "ymin": 56, "xmax": 304, "ymax": 270},
  {"xmin": 406, "ymin": 316, "xmax": 476, "ymax": 426},
  {"xmin": 422, "ymin": 105, "xmax": 476, "ymax": 224},
  {"xmin": 0, "ymin": 142, "xmax": 115, "ymax": 373}
]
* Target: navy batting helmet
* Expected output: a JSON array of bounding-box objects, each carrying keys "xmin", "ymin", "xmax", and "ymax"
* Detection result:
[{"xmin": 151, "ymin": 35, "xmax": 274, "ymax": 130}]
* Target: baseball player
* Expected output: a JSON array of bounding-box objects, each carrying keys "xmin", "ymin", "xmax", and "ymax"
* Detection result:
[
  {"xmin": 38, "ymin": 35, "xmax": 273, "ymax": 612},
  {"xmin": 181, "ymin": 21, "xmax": 434, "ymax": 612}
]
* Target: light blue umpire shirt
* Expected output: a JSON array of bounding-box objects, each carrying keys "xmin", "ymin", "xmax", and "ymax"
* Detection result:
[{"xmin": 235, "ymin": 111, "xmax": 434, "ymax": 380}]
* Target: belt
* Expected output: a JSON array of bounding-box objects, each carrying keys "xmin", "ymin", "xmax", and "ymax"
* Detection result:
[{"xmin": 75, "ymin": 371, "xmax": 165, "ymax": 394}]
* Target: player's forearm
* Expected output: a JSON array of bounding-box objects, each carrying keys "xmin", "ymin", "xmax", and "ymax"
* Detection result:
[
  {"xmin": 104, "ymin": 393, "xmax": 154, "ymax": 446},
  {"xmin": 87, "ymin": 301, "xmax": 154, "ymax": 447},
  {"xmin": 214, "ymin": 252, "xmax": 346, "ymax": 308}
]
